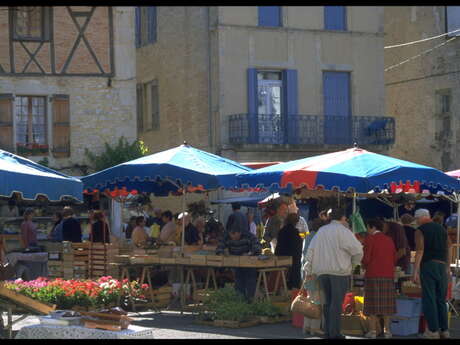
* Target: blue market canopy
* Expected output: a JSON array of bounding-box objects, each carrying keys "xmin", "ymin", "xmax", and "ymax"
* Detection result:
[
  {"xmin": 236, "ymin": 147, "xmax": 460, "ymax": 195},
  {"xmin": 211, "ymin": 192, "xmax": 272, "ymax": 208},
  {"xmin": 0, "ymin": 149, "xmax": 83, "ymax": 202},
  {"xmin": 81, "ymin": 143, "xmax": 253, "ymax": 196}
]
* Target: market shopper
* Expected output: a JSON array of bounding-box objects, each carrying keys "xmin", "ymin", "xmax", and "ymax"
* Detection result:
[
  {"xmin": 20, "ymin": 208, "xmax": 38, "ymax": 248},
  {"xmin": 275, "ymin": 212, "xmax": 303, "ymax": 289},
  {"xmin": 303, "ymin": 208, "xmax": 363, "ymax": 339},
  {"xmin": 48, "ymin": 212, "xmax": 63, "ymax": 242},
  {"xmin": 182, "ymin": 213, "xmax": 200, "ymax": 245},
  {"xmin": 362, "ymin": 219, "xmax": 397, "ymax": 339},
  {"xmin": 90, "ymin": 210, "xmax": 111, "ymax": 243},
  {"xmin": 262, "ymin": 199, "xmax": 289, "ymax": 252},
  {"xmin": 413, "ymin": 208, "xmax": 452, "ymax": 339},
  {"xmin": 61, "ymin": 207, "xmax": 82, "ymax": 243},
  {"xmin": 383, "ymin": 221, "xmax": 410, "ymax": 273},
  {"xmin": 400, "ymin": 213, "xmax": 416, "ymax": 251},
  {"xmin": 159, "ymin": 211, "xmax": 176, "ymax": 243},
  {"xmin": 226, "ymin": 203, "xmax": 249, "ymax": 234},
  {"xmin": 216, "ymin": 227, "xmax": 262, "ymax": 302},
  {"xmin": 124, "ymin": 216, "xmax": 137, "ymax": 240},
  {"xmin": 131, "ymin": 216, "xmax": 149, "ymax": 248},
  {"xmin": 247, "ymin": 211, "xmax": 257, "ymax": 237},
  {"xmin": 301, "ymin": 211, "xmax": 324, "ymax": 337}
]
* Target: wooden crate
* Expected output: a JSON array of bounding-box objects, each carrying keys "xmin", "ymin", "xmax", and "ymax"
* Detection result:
[
  {"xmin": 276, "ymin": 256, "xmax": 293, "ymax": 267},
  {"xmin": 176, "ymin": 257, "xmax": 191, "ymax": 265},
  {"xmin": 0, "ymin": 283, "xmax": 56, "ymax": 314},
  {"xmin": 159, "ymin": 257, "xmax": 176, "ymax": 265},
  {"xmin": 129, "ymin": 255, "xmax": 159, "ymax": 264},
  {"xmin": 114, "ymin": 255, "xmax": 130, "ymax": 264},
  {"xmin": 239, "ymin": 256, "xmax": 276, "ymax": 268},
  {"xmin": 401, "ymin": 285, "xmax": 422, "ymax": 295},
  {"xmin": 222, "ymin": 256, "xmax": 240, "ymax": 267},
  {"xmin": 190, "ymin": 255, "xmax": 207, "ymax": 266}
]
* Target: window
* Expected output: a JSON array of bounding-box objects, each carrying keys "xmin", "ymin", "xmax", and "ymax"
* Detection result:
[
  {"xmin": 437, "ymin": 89, "xmax": 452, "ymax": 114},
  {"xmin": 12, "ymin": 6, "xmax": 50, "ymax": 41},
  {"xmin": 137, "ymin": 81, "xmax": 159, "ymax": 132},
  {"xmin": 15, "ymin": 96, "xmax": 48, "ymax": 156},
  {"xmin": 258, "ymin": 6, "xmax": 282, "ymax": 27},
  {"xmin": 135, "ymin": 6, "xmax": 157, "ymax": 48},
  {"xmin": 324, "ymin": 6, "xmax": 347, "ymax": 31},
  {"xmin": 446, "ymin": 6, "xmax": 460, "ymax": 36}
]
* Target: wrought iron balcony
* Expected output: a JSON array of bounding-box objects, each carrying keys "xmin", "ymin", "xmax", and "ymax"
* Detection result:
[{"xmin": 228, "ymin": 114, "xmax": 395, "ymax": 146}]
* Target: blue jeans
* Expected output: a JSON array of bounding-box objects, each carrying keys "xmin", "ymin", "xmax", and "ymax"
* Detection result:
[{"xmin": 318, "ymin": 274, "xmax": 350, "ymax": 338}]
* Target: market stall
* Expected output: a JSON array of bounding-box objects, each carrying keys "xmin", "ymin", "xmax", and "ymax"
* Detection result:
[
  {"xmin": 236, "ymin": 146, "xmax": 460, "ymax": 335},
  {"xmin": 81, "ymin": 142, "xmax": 257, "ymax": 311}
]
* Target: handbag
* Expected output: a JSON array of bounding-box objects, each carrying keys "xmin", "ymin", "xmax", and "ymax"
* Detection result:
[{"xmin": 290, "ymin": 276, "xmax": 322, "ymax": 319}]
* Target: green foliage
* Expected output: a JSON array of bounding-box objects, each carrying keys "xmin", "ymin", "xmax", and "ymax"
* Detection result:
[
  {"xmin": 38, "ymin": 157, "xmax": 49, "ymax": 167},
  {"xmin": 84, "ymin": 136, "xmax": 149, "ymax": 173},
  {"xmin": 199, "ymin": 286, "xmax": 282, "ymax": 322},
  {"xmin": 252, "ymin": 301, "xmax": 283, "ymax": 317}
]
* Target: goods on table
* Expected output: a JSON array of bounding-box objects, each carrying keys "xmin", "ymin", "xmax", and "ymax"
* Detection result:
[{"xmin": 0, "ymin": 282, "xmax": 56, "ymax": 314}]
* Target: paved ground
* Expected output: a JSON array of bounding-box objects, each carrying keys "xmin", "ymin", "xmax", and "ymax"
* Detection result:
[{"xmin": 3, "ymin": 310, "xmax": 460, "ymax": 339}]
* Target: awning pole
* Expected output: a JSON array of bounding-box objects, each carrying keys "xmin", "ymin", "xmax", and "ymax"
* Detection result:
[
  {"xmin": 456, "ymin": 194, "xmax": 459, "ymax": 278},
  {"xmin": 352, "ymin": 193, "xmax": 357, "ymax": 233}
]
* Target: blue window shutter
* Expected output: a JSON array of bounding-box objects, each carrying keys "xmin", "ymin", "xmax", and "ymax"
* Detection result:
[
  {"xmin": 324, "ymin": 6, "xmax": 346, "ymax": 31},
  {"xmin": 135, "ymin": 7, "xmax": 141, "ymax": 48},
  {"xmin": 247, "ymin": 68, "xmax": 258, "ymax": 144},
  {"xmin": 283, "ymin": 69, "xmax": 298, "ymax": 144},
  {"xmin": 148, "ymin": 6, "xmax": 157, "ymax": 43},
  {"xmin": 258, "ymin": 6, "xmax": 282, "ymax": 27},
  {"xmin": 323, "ymin": 71, "xmax": 351, "ymax": 145}
]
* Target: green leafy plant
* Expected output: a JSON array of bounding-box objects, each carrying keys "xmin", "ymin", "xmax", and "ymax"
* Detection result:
[
  {"xmin": 38, "ymin": 157, "xmax": 49, "ymax": 167},
  {"xmin": 252, "ymin": 301, "xmax": 283, "ymax": 317},
  {"xmin": 84, "ymin": 136, "xmax": 149, "ymax": 173}
]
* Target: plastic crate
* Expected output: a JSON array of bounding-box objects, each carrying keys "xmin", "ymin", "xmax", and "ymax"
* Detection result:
[
  {"xmin": 390, "ymin": 317, "xmax": 419, "ymax": 336},
  {"xmin": 395, "ymin": 298, "xmax": 422, "ymax": 318}
]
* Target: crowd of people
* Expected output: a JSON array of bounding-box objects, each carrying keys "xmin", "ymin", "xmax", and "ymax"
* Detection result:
[{"xmin": 4, "ymin": 196, "xmax": 454, "ymax": 339}]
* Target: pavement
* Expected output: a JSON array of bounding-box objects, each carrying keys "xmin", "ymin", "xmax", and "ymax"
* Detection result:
[{"xmin": 2, "ymin": 310, "xmax": 460, "ymax": 339}]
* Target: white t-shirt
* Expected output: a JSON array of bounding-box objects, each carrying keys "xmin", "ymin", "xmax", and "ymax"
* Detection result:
[{"xmin": 249, "ymin": 222, "xmax": 257, "ymax": 236}]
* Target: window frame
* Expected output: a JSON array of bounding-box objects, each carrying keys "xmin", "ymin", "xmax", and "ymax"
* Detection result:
[
  {"xmin": 14, "ymin": 95, "xmax": 49, "ymax": 156},
  {"xmin": 324, "ymin": 6, "xmax": 347, "ymax": 31},
  {"xmin": 258, "ymin": 6, "xmax": 282, "ymax": 27},
  {"xmin": 136, "ymin": 6, "xmax": 157, "ymax": 48},
  {"xmin": 11, "ymin": 6, "xmax": 51, "ymax": 42},
  {"xmin": 445, "ymin": 6, "xmax": 460, "ymax": 37}
]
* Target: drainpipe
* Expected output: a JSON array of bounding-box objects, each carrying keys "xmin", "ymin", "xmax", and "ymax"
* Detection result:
[{"xmin": 207, "ymin": 7, "xmax": 213, "ymax": 153}]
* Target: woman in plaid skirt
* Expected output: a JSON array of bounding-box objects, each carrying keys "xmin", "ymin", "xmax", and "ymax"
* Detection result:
[{"xmin": 362, "ymin": 219, "xmax": 397, "ymax": 338}]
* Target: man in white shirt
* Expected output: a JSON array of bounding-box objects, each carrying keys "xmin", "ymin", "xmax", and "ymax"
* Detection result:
[{"xmin": 303, "ymin": 208, "xmax": 363, "ymax": 339}]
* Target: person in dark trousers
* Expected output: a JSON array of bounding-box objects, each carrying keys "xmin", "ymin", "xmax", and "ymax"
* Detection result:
[
  {"xmin": 225, "ymin": 203, "xmax": 249, "ymax": 234},
  {"xmin": 275, "ymin": 212, "xmax": 303, "ymax": 289},
  {"xmin": 48, "ymin": 212, "xmax": 63, "ymax": 242},
  {"xmin": 400, "ymin": 213, "xmax": 416, "ymax": 251},
  {"xmin": 304, "ymin": 208, "xmax": 363, "ymax": 339},
  {"xmin": 413, "ymin": 209, "xmax": 452, "ymax": 339},
  {"xmin": 61, "ymin": 206, "xmax": 82, "ymax": 243},
  {"xmin": 216, "ymin": 227, "xmax": 262, "ymax": 302},
  {"xmin": 90, "ymin": 210, "xmax": 111, "ymax": 243}
]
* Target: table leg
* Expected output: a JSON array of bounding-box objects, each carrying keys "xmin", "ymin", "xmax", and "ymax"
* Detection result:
[
  {"xmin": 7, "ymin": 306, "xmax": 12, "ymax": 339},
  {"xmin": 255, "ymin": 271, "xmax": 263, "ymax": 300},
  {"xmin": 211, "ymin": 268, "xmax": 217, "ymax": 290},
  {"xmin": 180, "ymin": 266, "xmax": 185, "ymax": 315},
  {"xmin": 280, "ymin": 269, "xmax": 289, "ymax": 298},
  {"xmin": 261, "ymin": 272, "xmax": 270, "ymax": 302},
  {"xmin": 274, "ymin": 271, "xmax": 281, "ymax": 296}
]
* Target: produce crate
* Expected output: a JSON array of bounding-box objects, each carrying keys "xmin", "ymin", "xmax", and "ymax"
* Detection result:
[
  {"xmin": 395, "ymin": 298, "xmax": 422, "ymax": 319},
  {"xmin": 176, "ymin": 257, "xmax": 191, "ymax": 265},
  {"xmin": 390, "ymin": 317, "xmax": 419, "ymax": 336},
  {"xmin": 129, "ymin": 255, "xmax": 159, "ymax": 264},
  {"xmin": 239, "ymin": 256, "xmax": 276, "ymax": 268},
  {"xmin": 341, "ymin": 315, "xmax": 365, "ymax": 336},
  {"xmin": 190, "ymin": 255, "xmax": 207, "ymax": 266},
  {"xmin": 206, "ymin": 255, "xmax": 223, "ymax": 267},
  {"xmin": 159, "ymin": 257, "xmax": 176, "ymax": 265},
  {"xmin": 222, "ymin": 256, "xmax": 240, "ymax": 267},
  {"xmin": 276, "ymin": 256, "xmax": 293, "ymax": 267},
  {"xmin": 401, "ymin": 285, "xmax": 422, "ymax": 296}
]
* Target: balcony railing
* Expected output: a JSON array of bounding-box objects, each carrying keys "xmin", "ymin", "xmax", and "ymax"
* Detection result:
[{"xmin": 228, "ymin": 114, "xmax": 395, "ymax": 146}]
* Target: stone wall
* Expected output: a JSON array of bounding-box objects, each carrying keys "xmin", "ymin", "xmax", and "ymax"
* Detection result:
[
  {"xmin": 136, "ymin": 7, "xmax": 211, "ymax": 154},
  {"xmin": 0, "ymin": 7, "xmax": 136, "ymax": 176},
  {"xmin": 385, "ymin": 6, "xmax": 460, "ymax": 170}
]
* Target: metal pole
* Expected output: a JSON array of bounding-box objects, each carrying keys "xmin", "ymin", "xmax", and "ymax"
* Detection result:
[
  {"xmin": 456, "ymin": 195, "xmax": 459, "ymax": 278},
  {"xmin": 352, "ymin": 193, "xmax": 357, "ymax": 233},
  {"xmin": 180, "ymin": 189, "xmax": 186, "ymax": 314},
  {"xmin": 181, "ymin": 190, "xmax": 186, "ymax": 252}
]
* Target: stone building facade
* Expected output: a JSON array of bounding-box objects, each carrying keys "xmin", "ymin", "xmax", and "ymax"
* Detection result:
[
  {"xmin": 0, "ymin": 6, "xmax": 137, "ymax": 175},
  {"xmin": 136, "ymin": 6, "xmax": 391, "ymax": 164},
  {"xmin": 385, "ymin": 6, "xmax": 460, "ymax": 170}
]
